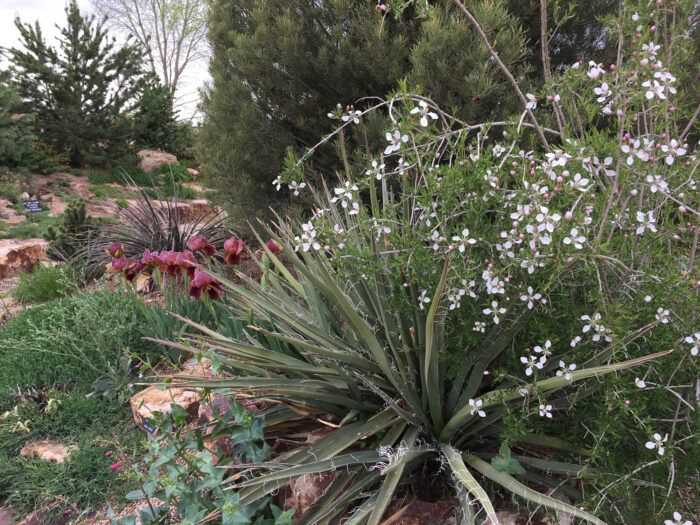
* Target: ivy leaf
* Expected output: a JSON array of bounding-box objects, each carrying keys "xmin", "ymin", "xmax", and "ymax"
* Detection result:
[{"xmin": 490, "ymin": 442, "xmax": 526, "ymax": 476}]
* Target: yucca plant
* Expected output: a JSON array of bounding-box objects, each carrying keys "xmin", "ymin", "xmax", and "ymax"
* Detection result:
[
  {"xmin": 82, "ymin": 183, "xmax": 234, "ymax": 275},
  {"xmin": 158, "ymin": 219, "xmax": 668, "ymax": 524}
]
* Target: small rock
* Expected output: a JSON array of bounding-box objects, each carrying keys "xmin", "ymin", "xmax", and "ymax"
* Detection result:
[
  {"xmin": 136, "ymin": 149, "xmax": 178, "ymax": 173},
  {"xmin": 186, "ymin": 167, "xmax": 199, "ymax": 177},
  {"xmin": 20, "ymin": 192, "xmax": 30, "ymax": 200},
  {"xmin": 130, "ymin": 386, "xmax": 201, "ymax": 430},
  {"xmin": 282, "ymin": 472, "xmax": 337, "ymax": 519},
  {"xmin": 0, "ymin": 239, "xmax": 49, "ymax": 279},
  {"xmin": 181, "ymin": 357, "xmax": 215, "ymax": 378},
  {"xmin": 15, "ymin": 511, "xmax": 45, "ymax": 525},
  {"xmin": 20, "ymin": 440, "xmax": 75, "ymax": 464},
  {"xmin": 40, "ymin": 193, "xmax": 54, "ymax": 202},
  {"xmin": 135, "ymin": 273, "xmax": 152, "ymax": 294}
]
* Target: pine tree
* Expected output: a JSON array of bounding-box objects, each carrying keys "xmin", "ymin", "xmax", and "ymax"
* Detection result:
[
  {"xmin": 200, "ymin": 0, "xmax": 622, "ymax": 229},
  {"xmin": 0, "ymin": 70, "xmax": 36, "ymax": 168},
  {"xmin": 8, "ymin": 1, "xmax": 146, "ymax": 166}
]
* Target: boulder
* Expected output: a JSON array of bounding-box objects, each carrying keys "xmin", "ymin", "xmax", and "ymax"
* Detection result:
[
  {"xmin": 0, "ymin": 239, "xmax": 48, "ymax": 279},
  {"xmin": 20, "ymin": 440, "xmax": 75, "ymax": 464},
  {"xmin": 137, "ymin": 149, "xmax": 178, "ymax": 173},
  {"xmin": 130, "ymin": 386, "xmax": 201, "ymax": 430}
]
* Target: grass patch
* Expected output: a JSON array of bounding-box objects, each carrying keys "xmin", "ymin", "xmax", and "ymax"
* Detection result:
[
  {"xmin": 0, "ymin": 289, "xmax": 158, "ymax": 409},
  {"xmin": 87, "ymin": 170, "xmax": 115, "ymax": 185},
  {"xmin": 0, "ymin": 211, "xmax": 60, "ymax": 240},
  {"xmin": 9, "ymin": 264, "xmax": 78, "ymax": 304},
  {"xmin": 89, "ymin": 184, "xmax": 133, "ymax": 200}
]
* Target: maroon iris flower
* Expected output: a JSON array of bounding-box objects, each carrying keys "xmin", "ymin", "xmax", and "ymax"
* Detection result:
[
  {"xmin": 224, "ymin": 237, "xmax": 245, "ymax": 265},
  {"xmin": 112, "ymin": 255, "xmax": 128, "ymax": 272},
  {"xmin": 105, "ymin": 242, "xmax": 124, "ymax": 258},
  {"xmin": 124, "ymin": 261, "xmax": 146, "ymax": 283},
  {"xmin": 141, "ymin": 249, "xmax": 160, "ymax": 267},
  {"xmin": 187, "ymin": 235, "xmax": 216, "ymax": 257},
  {"xmin": 188, "ymin": 268, "xmax": 223, "ymax": 300},
  {"xmin": 265, "ymin": 239, "xmax": 281, "ymax": 254},
  {"xmin": 156, "ymin": 251, "xmax": 183, "ymax": 276}
]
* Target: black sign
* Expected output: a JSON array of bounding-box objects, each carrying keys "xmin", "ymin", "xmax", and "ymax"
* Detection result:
[
  {"xmin": 22, "ymin": 200, "xmax": 43, "ymax": 213},
  {"xmin": 141, "ymin": 419, "xmax": 156, "ymax": 434}
]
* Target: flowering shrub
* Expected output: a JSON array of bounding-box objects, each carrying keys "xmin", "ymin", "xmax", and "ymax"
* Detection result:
[{"xmin": 252, "ymin": 0, "xmax": 697, "ymax": 521}]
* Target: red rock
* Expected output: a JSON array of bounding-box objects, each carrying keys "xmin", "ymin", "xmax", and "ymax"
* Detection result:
[
  {"xmin": 282, "ymin": 472, "xmax": 337, "ymax": 519},
  {"xmin": 0, "ymin": 239, "xmax": 48, "ymax": 279}
]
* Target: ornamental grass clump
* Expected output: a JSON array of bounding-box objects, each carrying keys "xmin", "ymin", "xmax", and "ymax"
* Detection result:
[{"xmin": 152, "ymin": 1, "xmax": 697, "ymax": 523}]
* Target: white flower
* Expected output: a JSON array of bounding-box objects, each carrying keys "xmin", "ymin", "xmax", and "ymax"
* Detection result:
[
  {"xmin": 664, "ymin": 511, "xmax": 693, "ymax": 525},
  {"xmin": 556, "ymin": 361, "xmax": 577, "ymax": 380},
  {"xmin": 469, "ymin": 398, "xmax": 486, "ymax": 418},
  {"xmin": 621, "ymin": 138, "xmax": 651, "ymax": 165},
  {"xmin": 535, "ymin": 206, "xmax": 561, "ymax": 233},
  {"xmin": 483, "ymin": 301, "xmax": 506, "ymax": 324},
  {"xmin": 631, "ymin": 12, "xmax": 640, "ymax": 21},
  {"xmin": 341, "ymin": 110, "xmax": 362, "ymax": 124},
  {"xmin": 594, "ymin": 82, "xmax": 612, "ymax": 103},
  {"xmin": 636, "ymin": 211, "xmax": 658, "ymax": 235},
  {"xmin": 563, "ymin": 228, "xmax": 587, "ymax": 249},
  {"xmin": 644, "ymin": 295, "xmax": 653, "ymax": 302},
  {"xmin": 642, "ymin": 79, "xmax": 666, "ymax": 100},
  {"xmin": 333, "ymin": 224, "xmax": 344, "ymax": 235},
  {"xmin": 642, "ymin": 42, "xmax": 661, "ymax": 57},
  {"xmin": 384, "ymin": 130, "xmax": 409, "ymax": 155},
  {"xmin": 492, "ymin": 144, "xmax": 505, "ymax": 157},
  {"xmin": 655, "ymin": 308, "xmax": 670, "ymax": 324},
  {"xmin": 520, "ymin": 354, "xmax": 546, "ymax": 376},
  {"xmin": 588, "ymin": 61, "xmax": 605, "ymax": 80},
  {"xmin": 331, "ymin": 181, "xmax": 358, "ymax": 208},
  {"xmin": 685, "ymin": 333, "xmax": 700, "ymax": 356},
  {"xmin": 568, "ymin": 173, "xmax": 590, "ymax": 192},
  {"xmin": 410, "ymin": 100, "xmax": 438, "ymax": 127},
  {"xmin": 451, "ymin": 228, "xmax": 476, "ymax": 253},
  {"xmin": 570, "ymin": 335, "xmax": 582, "ymax": 347},
  {"xmin": 534, "ymin": 339, "xmax": 552, "ymax": 358},
  {"xmin": 581, "ymin": 313, "xmax": 611, "ymax": 342},
  {"xmin": 366, "ymin": 160, "xmax": 385, "ymax": 180},
  {"xmin": 348, "ymin": 201, "xmax": 360, "ymax": 216},
  {"xmin": 272, "ymin": 176, "xmax": 282, "ymax": 191},
  {"xmin": 520, "ymin": 286, "xmax": 543, "ymax": 310},
  {"xmin": 396, "ymin": 157, "xmax": 408, "ymax": 175},
  {"xmin": 473, "ymin": 321, "xmax": 487, "ymax": 333},
  {"xmin": 645, "ymin": 433, "xmax": 668, "ymax": 455},
  {"xmin": 635, "ymin": 377, "xmax": 646, "ymax": 388},
  {"xmin": 646, "ymin": 174, "xmax": 668, "ymax": 193},
  {"xmin": 418, "ymin": 289, "xmax": 431, "ymax": 310},
  {"xmin": 525, "ymin": 93, "xmax": 537, "ymax": 110},
  {"xmin": 661, "ymin": 139, "xmax": 687, "ymax": 166},
  {"xmin": 288, "ymin": 181, "xmax": 306, "ymax": 196},
  {"xmin": 538, "ymin": 404, "xmax": 553, "ymax": 418}
]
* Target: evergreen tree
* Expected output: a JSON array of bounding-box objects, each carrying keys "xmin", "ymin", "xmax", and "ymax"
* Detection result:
[
  {"xmin": 132, "ymin": 74, "xmax": 191, "ymax": 155},
  {"xmin": 8, "ymin": 1, "xmax": 146, "ymax": 166},
  {"xmin": 0, "ymin": 70, "xmax": 36, "ymax": 168},
  {"xmin": 200, "ymin": 0, "xmax": 622, "ymax": 229}
]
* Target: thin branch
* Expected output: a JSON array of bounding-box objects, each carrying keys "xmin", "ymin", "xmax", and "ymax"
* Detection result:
[{"xmin": 450, "ymin": 0, "xmax": 551, "ymax": 151}]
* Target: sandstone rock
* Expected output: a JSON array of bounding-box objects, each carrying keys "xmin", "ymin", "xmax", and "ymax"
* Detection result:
[
  {"xmin": 0, "ymin": 239, "xmax": 48, "ymax": 279},
  {"xmin": 130, "ymin": 386, "xmax": 201, "ymax": 430},
  {"xmin": 186, "ymin": 167, "xmax": 200, "ymax": 177},
  {"xmin": 137, "ymin": 149, "xmax": 178, "ymax": 173},
  {"xmin": 20, "ymin": 440, "xmax": 75, "ymax": 464},
  {"xmin": 40, "ymin": 193, "xmax": 54, "ymax": 202},
  {"xmin": 20, "ymin": 192, "xmax": 30, "ymax": 200},
  {"xmin": 282, "ymin": 472, "xmax": 337, "ymax": 519},
  {"xmin": 181, "ymin": 357, "xmax": 215, "ymax": 378},
  {"xmin": 135, "ymin": 273, "xmax": 152, "ymax": 294}
]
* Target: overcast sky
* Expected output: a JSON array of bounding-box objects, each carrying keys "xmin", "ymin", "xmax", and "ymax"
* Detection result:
[{"xmin": 0, "ymin": 0, "xmax": 207, "ymax": 121}]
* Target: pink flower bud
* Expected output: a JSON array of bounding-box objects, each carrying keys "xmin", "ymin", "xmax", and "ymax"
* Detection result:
[
  {"xmin": 567, "ymin": 257, "xmax": 573, "ymax": 262},
  {"xmin": 650, "ymin": 25, "xmax": 656, "ymax": 33},
  {"xmin": 565, "ymin": 212, "xmax": 573, "ymax": 220}
]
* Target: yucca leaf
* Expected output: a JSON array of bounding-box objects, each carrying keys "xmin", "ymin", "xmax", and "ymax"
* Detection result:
[
  {"xmin": 368, "ymin": 427, "xmax": 421, "ymax": 525},
  {"xmin": 424, "ymin": 259, "xmax": 449, "ymax": 432},
  {"xmin": 464, "ymin": 454, "xmax": 606, "ymax": 525},
  {"xmin": 440, "ymin": 444, "xmax": 499, "ymax": 524},
  {"xmin": 441, "ymin": 349, "xmax": 672, "ymax": 441}
]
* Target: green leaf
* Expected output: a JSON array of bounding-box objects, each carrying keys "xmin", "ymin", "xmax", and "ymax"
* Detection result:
[{"xmin": 490, "ymin": 443, "xmax": 525, "ymax": 476}]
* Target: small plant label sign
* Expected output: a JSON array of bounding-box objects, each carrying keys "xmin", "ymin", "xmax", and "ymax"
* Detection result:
[
  {"xmin": 141, "ymin": 419, "xmax": 156, "ymax": 434},
  {"xmin": 21, "ymin": 200, "xmax": 43, "ymax": 213}
]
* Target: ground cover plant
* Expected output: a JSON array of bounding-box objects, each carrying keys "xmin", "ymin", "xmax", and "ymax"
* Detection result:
[
  {"xmin": 0, "ymin": 289, "xmax": 166, "ymax": 521},
  {"xmin": 129, "ymin": 0, "xmax": 699, "ymax": 523},
  {"xmin": 9, "ymin": 263, "xmax": 77, "ymax": 304}
]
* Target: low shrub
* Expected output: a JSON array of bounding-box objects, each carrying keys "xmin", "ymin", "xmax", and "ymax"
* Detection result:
[
  {"xmin": 153, "ymin": 163, "xmax": 193, "ymax": 183},
  {"xmin": 87, "ymin": 170, "xmax": 115, "ymax": 185},
  {"xmin": 0, "ymin": 289, "xmax": 158, "ymax": 409},
  {"xmin": 9, "ymin": 264, "xmax": 77, "ymax": 304},
  {"xmin": 0, "ymin": 180, "xmax": 20, "ymax": 203}
]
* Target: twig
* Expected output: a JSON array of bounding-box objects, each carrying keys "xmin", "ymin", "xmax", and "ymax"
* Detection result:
[{"xmin": 450, "ymin": 0, "xmax": 551, "ymax": 151}]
